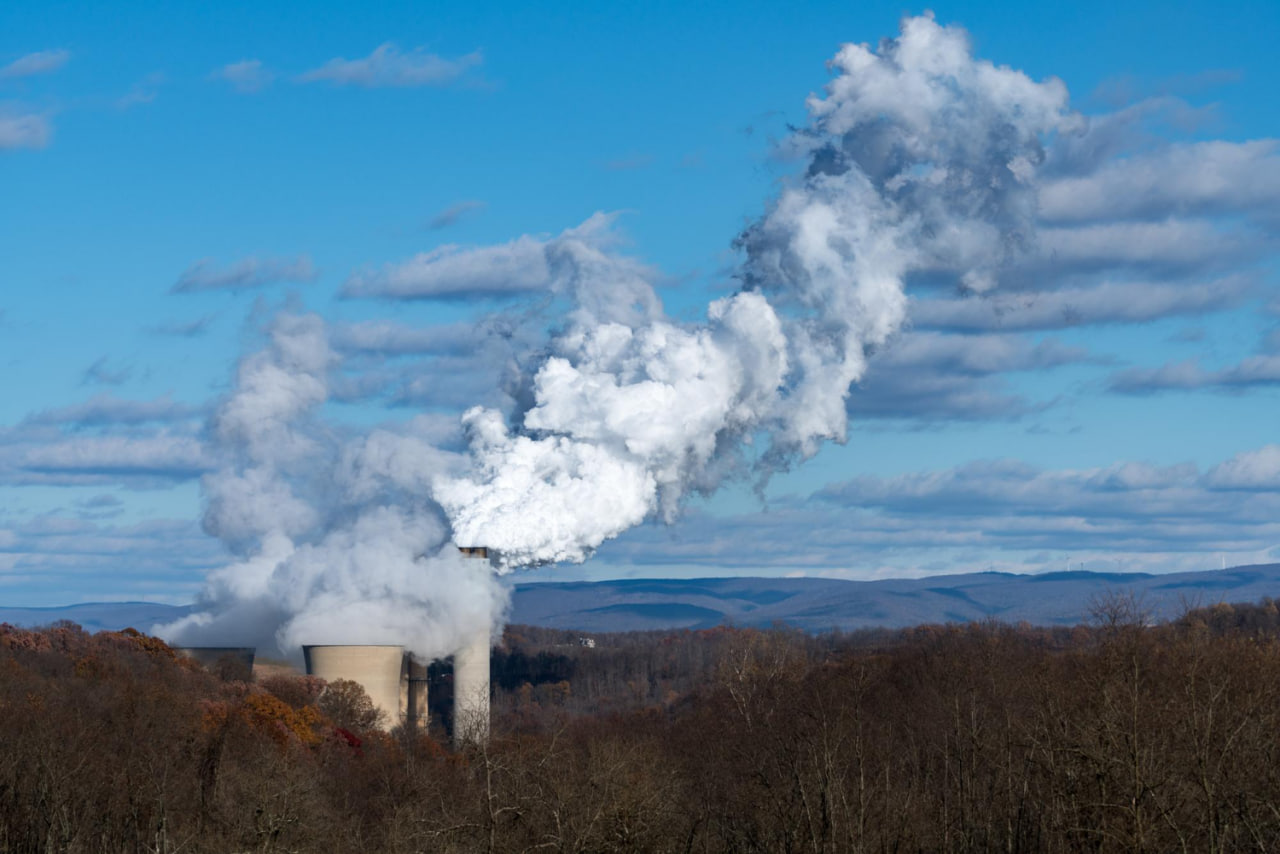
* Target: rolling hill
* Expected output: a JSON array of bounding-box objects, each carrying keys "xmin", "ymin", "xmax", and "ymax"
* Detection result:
[{"xmin": 4, "ymin": 564, "xmax": 1279, "ymax": 635}]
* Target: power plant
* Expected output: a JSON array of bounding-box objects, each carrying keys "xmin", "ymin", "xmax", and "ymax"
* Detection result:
[
  {"xmin": 300, "ymin": 547, "xmax": 494, "ymax": 744},
  {"xmin": 451, "ymin": 545, "xmax": 492, "ymax": 743},
  {"xmin": 451, "ymin": 625, "xmax": 491, "ymax": 743},
  {"xmin": 175, "ymin": 548, "xmax": 494, "ymax": 743},
  {"xmin": 302, "ymin": 644, "xmax": 405, "ymax": 727},
  {"xmin": 300, "ymin": 638, "xmax": 487, "ymax": 743}
]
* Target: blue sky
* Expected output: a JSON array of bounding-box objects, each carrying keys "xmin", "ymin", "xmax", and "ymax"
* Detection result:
[{"xmin": 3, "ymin": 0, "xmax": 1280, "ymax": 605}]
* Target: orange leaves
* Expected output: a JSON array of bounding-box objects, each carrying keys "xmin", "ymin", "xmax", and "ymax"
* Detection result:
[
  {"xmin": 102, "ymin": 628, "xmax": 178, "ymax": 659},
  {"xmin": 199, "ymin": 687, "xmax": 330, "ymax": 747},
  {"xmin": 241, "ymin": 690, "xmax": 327, "ymax": 745},
  {"xmin": 260, "ymin": 673, "xmax": 326, "ymax": 708},
  {"xmin": 199, "ymin": 697, "xmax": 234, "ymax": 733},
  {"xmin": 0, "ymin": 623, "xmax": 53, "ymax": 652}
]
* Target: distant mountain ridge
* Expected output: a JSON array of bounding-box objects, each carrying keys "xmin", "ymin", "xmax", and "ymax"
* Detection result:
[
  {"xmin": 0, "ymin": 601, "xmax": 195, "ymax": 634},
  {"xmin": 510, "ymin": 564, "xmax": 1280, "ymax": 632},
  {"xmin": 4, "ymin": 564, "xmax": 1279, "ymax": 635}
]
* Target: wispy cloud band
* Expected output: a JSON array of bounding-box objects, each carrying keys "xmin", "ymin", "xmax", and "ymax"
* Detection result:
[
  {"xmin": 0, "ymin": 49, "xmax": 69, "ymax": 79},
  {"xmin": 298, "ymin": 44, "xmax": 482, "ymax": 88},
  {"xmin": 171, "ymin": 255, "xmax": 317, "ymax": 294}
]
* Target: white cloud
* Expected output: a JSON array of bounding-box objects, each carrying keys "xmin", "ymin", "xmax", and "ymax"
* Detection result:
[
  {"xmin": 0, "ymin": 111, "xmax": 50, "ymax": 150},
  {"xmin": 586, "ymin": 450, "xmax": 1278, "ymax": 573},
  {"xmin": 298, "ymin": 43, "xmax": 482, "ymax": 88},
  {"xmin": 23, "ymin": 393, "xmax": 202, "ymax": 428},
  {"xmin": 0, "ymin": 516, "xmax": 223, "ymax": 602},
  {"xmin": 818, "ymin": 458, "xmax": 1214, "ymax": 520},
  {"xmin": 18, "ymin": 434, "xmax": 210, "ymax": 484},
  {"xmin": 599, "ymin": 469, "xmax": 1280, "ymax": 575},
  {"xmin": 338, "ymin": 354, "xmax": 513, "ymax": 411},
  {"xmin": 210, "ymin": 59, "xmax": 273, "ymax": 93},
  {"xmin": 851, "ymin": 370, "xmax": 1039, "ymax": 422},
  {"xmin": 342, "ymin": 213, "xmax": 661, "ymax": 325},
  {"xmin": 911, "ymin": 277, "xmax": 1252, "ymax": 332},
  {"xmin": 1037, "ymin": 219, "xmax": 1257, "ymax": 271},
  {"xmin": 171, "ymin": 255, "xmax": 317, "ymax": 293},
  {"xmin": 1039, "ymin": 139, "xmax": 1280, "ymax": 224},
  {"xmin": 428, "ymin": 199, "xmax": 486, "ymax": 229},
  {"xmin": 331, "ymin": 320, "xmax": 480, "ymax": 356},
  {"xmin": 873, "ymin": 331, "xmax": 1090, "ymax": 375},
  {"xmin": 116, "ymin": 72, "xmax": 165, "ymax": 110},
  {"xmin": 1205, "ymin": 445, "xmax": 1280, "ymax": 490},
  {"xmin": 344, "ymin": 236, "xmax": 549, "ymax": 299},
  {"xmin": 1109, "ymin": 353, "xmax": 1280, "ymax": 394},
  {"xmin": 1091, "ymin": 69, "xmax": 1242, "ymax": 108},
  {"xmin": 0, "ymin": 49, "xmax": 69, "ymax": 79},
  {"xmin": 841, "ymin": 331, "xmax": 1092, "ymax": 422},
  {"xmin": 81, "ymin": 356, "xmax": 132, "ymax": 386}
]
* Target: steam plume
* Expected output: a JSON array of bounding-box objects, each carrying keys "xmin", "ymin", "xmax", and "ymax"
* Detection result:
[
  {"xmin": 437, "ymin": 13, "xmax": 1076, "ymax": 566},
  {"xmin": 161, "ymin": 14, "xmax": 1077, "ymax": 656},
  {"xmin": 158, "ymin": 314, "xmax": 507, "ymax": 658}
]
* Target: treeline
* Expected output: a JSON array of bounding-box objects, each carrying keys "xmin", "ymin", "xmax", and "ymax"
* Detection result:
[{"xmin": 4, "ymin": 599, "xmax": 1280, "ymax": 852}]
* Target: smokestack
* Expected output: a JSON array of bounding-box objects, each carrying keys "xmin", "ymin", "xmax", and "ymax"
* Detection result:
[
  {"xmin": 303, "ymin": 644, "xmax": 404, "ymax": 731},
  {"xmin": 404, "ymin": 656, "xmax": 429, "ymax": 729},
  {"xmin": 455, "ymin": 546, "xmax": 492, "ymax": 745}
]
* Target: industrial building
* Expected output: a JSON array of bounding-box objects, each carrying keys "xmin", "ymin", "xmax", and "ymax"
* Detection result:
[
  {"xmin": 299, "ymin": 641, "xmax": 487, "ymax": 743},
  {"xmin": 303, "ymin": 547, "xmax": 493, "ymax": 744},
  {"xmin": 303, "ymin": 643, "xmax": 405, "ymax": 725},
  {"xmin": 179, "ymin": 547, "xmax": 494, "ymax": 744}
]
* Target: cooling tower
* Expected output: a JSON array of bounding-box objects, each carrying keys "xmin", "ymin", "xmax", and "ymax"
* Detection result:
[
  {"xmin": 303, "ymin": 644, "xmax": 404, "ymax": 731},
  {"xmin": 404, "ymin": 656, "xmax": 429, "ymax": 729},
  {"xmin": 455, "ymin": 546, "xmax": 492, "ymax": 745},
  {"xmin": 453, "ymin": 630, "xmax": 490, "ymax": 744},
  {"xmin": 174, "ymin": 646, "xmax": 255, "ymax": 675}
]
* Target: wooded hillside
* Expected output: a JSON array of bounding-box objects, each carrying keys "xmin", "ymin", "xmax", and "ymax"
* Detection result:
[{"xmin": 4, "ymin": 598, "xmax": 1280, "ymax": 852}]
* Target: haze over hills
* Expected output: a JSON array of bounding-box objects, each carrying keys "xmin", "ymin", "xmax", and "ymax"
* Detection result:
[
  {"xmin": 4, "ymin": 564, "xmax": 1279, "ymax": 636},
  {"xmin": 510, "ymin": 564, "xmax": 1280, "ymax": 632},
  {"xmin": 0, "ymin": 601, "xmax": 197, "ymax": 635}
]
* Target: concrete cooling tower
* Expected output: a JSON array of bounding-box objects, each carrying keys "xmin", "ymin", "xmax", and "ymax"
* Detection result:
[
  {"xmin": 303, "ymin": 644, "xmax": 404, "ymax": 728},
  {"xmin": 404, "ymin": 657, "xmax": 429, "ymax": 729},
  {"xmin": 455, "ymin": 546, "xmax": 492, "ymax": 746},
  {"xmin": 294, "ymin": 548, "xmax": 493, "ymax": 741},
  {"xmin": 452, "ymin": 630, "xmax": 490, "ymax": 744}
]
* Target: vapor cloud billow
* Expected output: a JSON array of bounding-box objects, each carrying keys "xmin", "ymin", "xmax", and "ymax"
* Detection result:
[
  {"xmin": 158, "ymin": 314, "xmax": 507, "ymax": 658},
  {"xmin": 341, "ymin": 212, "xmax": 660, "ymax": 320},
  {"xmin": 438, "ymin": 13, "xmax": 1075, "ymax": 563},
  {"xmin": 164, "ymin": 15, "xmax": 1083, "ymax": 655}
]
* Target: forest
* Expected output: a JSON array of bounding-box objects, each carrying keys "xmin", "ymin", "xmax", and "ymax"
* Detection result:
[{"xmin": 4, "ymin": 596, "xmax": 1280, "ymax": 852}]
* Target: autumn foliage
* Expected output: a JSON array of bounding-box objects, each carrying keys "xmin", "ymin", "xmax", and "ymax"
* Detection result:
[{"xmin": 5, "ymin": 600, "xmax": 1280, "ymax": 852}]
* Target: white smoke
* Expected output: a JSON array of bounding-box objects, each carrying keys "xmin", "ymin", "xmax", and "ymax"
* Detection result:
[
  {"xmin": 438, "ymin": 12, "xmax": 1077, "ymax": 566},
  {"xmin": 162, "ymin": 13, "xmax": 1079, "ymax": 654},
  {"xmin": 158, "ymin": 314, "xmax": 508, "ymax": 659}
]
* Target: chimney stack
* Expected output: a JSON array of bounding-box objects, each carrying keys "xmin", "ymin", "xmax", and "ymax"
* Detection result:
[
  {"xmin": 403, "ymin": 656, "xmax": 429, "ymax": 729},
  {"xmin": 455, "ymin": 546, "xmax": 492, "ymax": 745}
]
